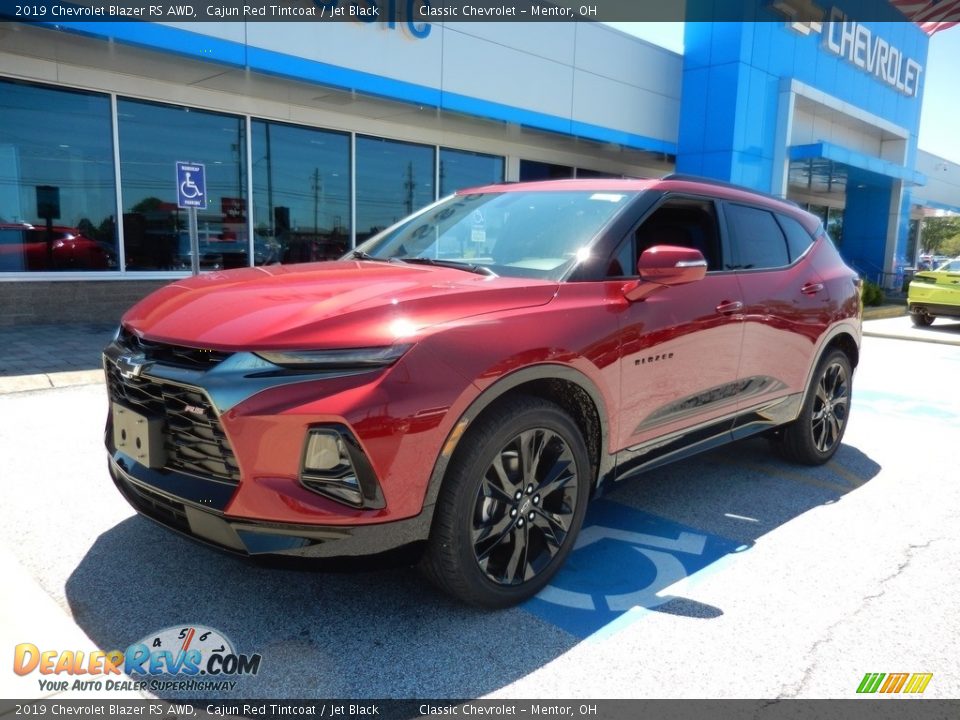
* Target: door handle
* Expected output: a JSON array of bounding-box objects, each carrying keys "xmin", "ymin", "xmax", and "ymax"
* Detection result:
[
  {"xmin": 801, "ymin": 282, "xmax": 825, "ymax": 295},
  {"xmin": 716, "ymin": 300, "xmax": 744, "ymax": 315}
]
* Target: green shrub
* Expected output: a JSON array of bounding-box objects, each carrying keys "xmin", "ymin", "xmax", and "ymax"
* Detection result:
[{"xmin": 861, "ymin": 280, "xmax": 885, "ymax": 307}]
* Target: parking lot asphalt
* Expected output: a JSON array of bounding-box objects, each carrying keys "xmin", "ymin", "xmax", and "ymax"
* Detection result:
[{"xmin": 0, "ymin": 316, "xmax": 960, "ymax": 699}]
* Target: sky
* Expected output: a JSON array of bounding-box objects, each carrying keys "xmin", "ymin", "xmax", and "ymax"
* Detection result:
[{"xmin": 604, "ymin": 22, "xmax": 960, "ymax": 165}]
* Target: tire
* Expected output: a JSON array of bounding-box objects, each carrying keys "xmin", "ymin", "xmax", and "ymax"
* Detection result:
[
  {"xmin": 777, "ymin": 349, "xmax": 852, "ymax": 466},
  {"xmin": 910, "ymin": 311, "xmax": 934, "ymax": 327},
  {"xmin": 420, "ymin": 396, "xmax": 591, "ymax": 608}
]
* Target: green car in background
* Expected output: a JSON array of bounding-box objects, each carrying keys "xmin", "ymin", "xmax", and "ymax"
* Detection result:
[{"xmin": 908, "ymin": 257, "xmax": 960, "ymax": 326}]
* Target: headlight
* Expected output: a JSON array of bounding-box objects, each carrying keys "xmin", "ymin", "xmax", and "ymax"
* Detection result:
[{"xmin": 254, "ymin": 344, "xmax": 411, "ymax": 369}]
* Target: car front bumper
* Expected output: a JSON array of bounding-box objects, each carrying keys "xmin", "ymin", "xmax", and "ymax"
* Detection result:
[{"xmin": 108, "ymin": 453, "xmax": 431, "ymax": 561}]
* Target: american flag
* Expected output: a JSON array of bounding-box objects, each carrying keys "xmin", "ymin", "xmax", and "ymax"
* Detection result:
[{"xmin": 888, "ymin": 0, "xmax": 960, "ymax": 32}]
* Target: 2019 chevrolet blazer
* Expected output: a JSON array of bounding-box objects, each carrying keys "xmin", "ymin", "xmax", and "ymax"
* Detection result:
[{"xmin": 104, "ymin": 176, "xmax": 862, "ymax": 607}]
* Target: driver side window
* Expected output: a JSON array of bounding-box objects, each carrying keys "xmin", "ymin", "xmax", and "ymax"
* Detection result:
[{"xmin": 606, "ymin": 196, "xmax": 722, "ymax": 278}]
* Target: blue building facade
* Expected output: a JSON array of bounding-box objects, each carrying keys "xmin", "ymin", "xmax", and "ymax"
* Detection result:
[{"xmin": 677, "ymin": 11, "xmax": 929, "ymax": 280}]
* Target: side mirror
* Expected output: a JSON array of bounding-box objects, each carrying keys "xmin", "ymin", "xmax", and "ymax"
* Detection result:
[{"xmin": 623, "ymin": 245, "xmax": 707, "ymax": 302}]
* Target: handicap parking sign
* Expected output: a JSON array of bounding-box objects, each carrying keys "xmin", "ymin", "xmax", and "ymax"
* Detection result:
[{"xmin": 176, "ymin": 161, "xmax": 207, "ymax": 210}]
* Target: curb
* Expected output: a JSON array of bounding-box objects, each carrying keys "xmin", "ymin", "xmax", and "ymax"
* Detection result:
[
  {"xmin": 862, "ymin": 305, "xmax": 906, "ymax": 321},
  {"xmin": 0, "ymin": 369, "xmax": 103, "ymax": 396}
]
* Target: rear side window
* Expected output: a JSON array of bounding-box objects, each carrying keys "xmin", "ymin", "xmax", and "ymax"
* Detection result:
[
  {"xmin": 724, "ymin": 204, "xmax": 789, "ymax": 270},
  {"xmin": 777, "ymin": 214, "xmax": 815, "ymax": 262}
]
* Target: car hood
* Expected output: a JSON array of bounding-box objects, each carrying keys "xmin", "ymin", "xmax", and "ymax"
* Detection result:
[{"xmin": 123, "ymin": 261, "xmax": 559, "ymax": 349}]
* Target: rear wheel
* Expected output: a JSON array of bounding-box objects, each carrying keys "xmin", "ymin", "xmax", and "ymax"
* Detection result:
[
  {"xmin": 421, "ymin": 396, "xmax": 590, "ymax": 608},
  {"xmin": 777, "ymin": 349, "xmax": 852, "ymax": 465},
  {"xmin": 910, "ymin": 311, "xmax": 934, "ymax": 327}
]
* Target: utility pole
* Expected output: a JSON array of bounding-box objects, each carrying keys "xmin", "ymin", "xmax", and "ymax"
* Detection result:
[{"xmin": 312, "ymin": 167, "xmax": 321, "ymax": 233}]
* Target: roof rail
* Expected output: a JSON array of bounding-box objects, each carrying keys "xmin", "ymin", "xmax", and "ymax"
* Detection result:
[{"xmin": 661, "ymin": 173, "xmax": 800, "ymax": 208}]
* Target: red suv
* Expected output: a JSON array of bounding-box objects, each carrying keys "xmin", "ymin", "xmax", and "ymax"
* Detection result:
[{"xmin": 104, "ymin": 176, "xmax": 862, "ymax": 607}]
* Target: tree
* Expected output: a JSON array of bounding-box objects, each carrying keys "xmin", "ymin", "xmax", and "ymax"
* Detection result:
[
  {"xmin": 940, "ymin": 233, "xmax": 960, "ymax": 258},
  {"xmin": 921, "ymin": 216, "xmax": 960, "ymax": 254}
]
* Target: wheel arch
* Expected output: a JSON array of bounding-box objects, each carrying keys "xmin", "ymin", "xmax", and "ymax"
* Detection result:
[
  {"xmin": 422, "ymin": 364, "xmax": 613, "ymax": 514},
  {"xmin": 795, "ymin": 323, "xmax": 860, "ymax": 421}
]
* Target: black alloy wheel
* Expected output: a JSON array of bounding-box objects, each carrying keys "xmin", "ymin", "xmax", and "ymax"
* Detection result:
[
  {"xmin": 471, "ymin": 427, "xmax": 579, "ymax": 586},
  {"xmin": 777, "ymin": 348, "xmax": 853, "ymax": 465},
  {"xmin": 810, "ymin": 358, "xmax": 850, "ymax": 454},
  {"xmin": 421, "ymin": 396, "xmax": 590, "ymax": 608}
]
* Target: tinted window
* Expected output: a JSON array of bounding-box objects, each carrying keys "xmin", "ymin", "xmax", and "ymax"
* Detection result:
[
  {"xmin": 610, "ymin": 196, "xmax": 722, "ymax": 277},
  {"xmin": 519, "ymin": 160, "xmax": 573, "ymax": 181},
  {"xmin": 252, "ymin": 120, "xmax": 350, "ymax": 266},
  {"xmin": 439, "ymin": 148, "xmax": 504, "ymax": 196},
  {"xmin": 777, "ymin": 214, "xmax": 815, "ymax": 262},
  {"xmin": 356, "ymin": 136, "xmax": 434, "ymax": 244},
  {"xmin": 0, "ymin": 79, "xmax": 118, "ymax": 272},
  {"xmin": 725, "ymin": 204, "xmax": 789, "ymax": 270},
  {"xmin": 118, "ymin": 99, "xmax": 247, "ymax": 271}
]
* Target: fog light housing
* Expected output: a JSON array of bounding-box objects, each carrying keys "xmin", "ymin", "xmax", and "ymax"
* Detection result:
[{"xmin": 299, "ymin": 427, "xmax": 383, "ymax": 509}]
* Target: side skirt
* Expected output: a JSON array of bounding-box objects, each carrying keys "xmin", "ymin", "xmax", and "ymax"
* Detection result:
[{"xmin": 606, "ymin": 393, "xmax": 803, "ymax": 486}]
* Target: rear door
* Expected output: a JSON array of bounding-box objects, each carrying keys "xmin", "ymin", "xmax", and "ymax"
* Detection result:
[{"xmin": 721, "ymin": 202, "xmax": 831, "ymax": 435}]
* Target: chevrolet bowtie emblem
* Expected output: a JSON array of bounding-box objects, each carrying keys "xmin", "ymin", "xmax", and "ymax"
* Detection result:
[{"xmin": 117, "ymin": 352, "xmax": 150, "ymax": 380}]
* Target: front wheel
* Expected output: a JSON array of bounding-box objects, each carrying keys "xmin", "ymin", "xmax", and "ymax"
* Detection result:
[
  {"xmin": 777, "ymin": 349, "xmax": 852, "ymax": 465},
  {"xmin": 421, "ymin": 396, "xmax": 590, "ymax": 608}
]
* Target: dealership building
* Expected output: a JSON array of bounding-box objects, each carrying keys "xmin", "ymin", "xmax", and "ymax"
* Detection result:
[{"xmin": 2, "ymin": 4, "xmax": 960, "ymax": 324}]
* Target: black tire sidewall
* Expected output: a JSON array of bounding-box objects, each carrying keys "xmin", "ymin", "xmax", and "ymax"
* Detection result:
[
  {"xmin": 783, "ymin": 348, "xmax": 853, "ymax": 465},
  {"xmin": 428, "ymin": 397, "xmax": 591, "ymax": 608}
]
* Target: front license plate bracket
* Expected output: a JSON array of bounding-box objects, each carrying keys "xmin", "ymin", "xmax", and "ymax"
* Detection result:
[{"xmin": 112, "ymin": 403, "xmax": 167, "ymax": 469}]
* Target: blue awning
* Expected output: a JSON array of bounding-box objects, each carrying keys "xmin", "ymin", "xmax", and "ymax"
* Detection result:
[{"xmin": 789, "ymin": 142, "xmax": 927, "ymax": 187}]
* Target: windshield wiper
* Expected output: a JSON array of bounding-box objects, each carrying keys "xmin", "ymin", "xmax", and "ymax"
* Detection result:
[
  {"xmin": 350, "ymin": 250, "xmax": 409, "ymax": 264},
  {"xmin": 403, "ymin": 257, "xmax": 498, "ymax": 276}
]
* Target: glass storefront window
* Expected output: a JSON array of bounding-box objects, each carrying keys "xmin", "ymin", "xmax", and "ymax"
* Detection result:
[
  {"xmin": 118, "ymin": 99, "xmax": 246, "ymax": 271},
  {"xmin": 0, "ymin": 80, "xmax": 118, "ymax": 272},
  {"xmin": 519, "ymin": 160, "xmax": 574, "ymax": 181},
  {"xmin": 439, "ymin": 148, "xmax": 504, "ymax": 196},
  {"xmin": 826, "ymin": 207, "xmax": 844, "ymax": 248},
  {"xmin": 355, "ymin": 136, "xmax": 435, "ymax": 244},
  {"xmin": 806, "ymin": 204, "xmax": 829, "ymax": 224},
  {"xmin": 252, "ymin": 121, "xmax": 350, "ymax": 265}
]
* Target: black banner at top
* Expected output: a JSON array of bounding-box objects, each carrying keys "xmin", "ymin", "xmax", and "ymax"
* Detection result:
[{"xmin": 0, "ymin": 0, "xmax": 944, "ymax": 23}]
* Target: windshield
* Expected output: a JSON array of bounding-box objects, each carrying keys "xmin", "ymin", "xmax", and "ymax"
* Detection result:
[{"xmin": 351, "ymin": 190, "xmax": 637, "ymax": 280}]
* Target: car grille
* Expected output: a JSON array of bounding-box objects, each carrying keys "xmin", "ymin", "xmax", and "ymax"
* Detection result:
[
  {"xmin": 118, "ymin": 327, "xmax": 232, "ymax": 371},
  {"xmin": 106, "ymin": 361, "xmax": 241, "ymax": 483}
]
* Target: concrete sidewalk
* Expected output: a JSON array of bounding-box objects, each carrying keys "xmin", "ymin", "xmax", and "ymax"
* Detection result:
[
  {"xmin": 0, "ymin": 323, "xmax": 114, "ymax": 394},
  {"xmin": 862, "ymin": 315, "xmax": 960, "ymax": 346}
]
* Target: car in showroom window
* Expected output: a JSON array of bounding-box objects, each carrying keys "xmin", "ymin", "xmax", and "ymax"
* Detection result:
[{"xmin": 103, "ymin": 176, "xmax": 862, "ymax": 608}]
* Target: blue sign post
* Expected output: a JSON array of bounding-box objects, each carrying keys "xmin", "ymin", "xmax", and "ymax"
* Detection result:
[{"xmin": 176, "ymin": 162, "xmax": 206, "ymax": 275}]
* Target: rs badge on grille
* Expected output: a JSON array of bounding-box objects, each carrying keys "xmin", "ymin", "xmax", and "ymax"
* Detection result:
[{"xmin": 183, "ymin": 404, "xmax": 206, "ymax": 417}]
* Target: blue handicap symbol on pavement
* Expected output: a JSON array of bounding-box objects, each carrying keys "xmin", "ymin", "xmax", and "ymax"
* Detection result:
[{"xmin": 524, "ymin": 499, "xmax": 745, "ymax": 638}]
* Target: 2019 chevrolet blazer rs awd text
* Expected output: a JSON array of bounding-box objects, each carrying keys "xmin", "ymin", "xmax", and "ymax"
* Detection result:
[{"xmin": 104, "ymin": 176, "xmax": 862, "ymax": 607}]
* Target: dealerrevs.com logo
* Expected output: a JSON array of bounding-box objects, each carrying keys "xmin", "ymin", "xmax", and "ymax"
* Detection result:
[{"xmin": 13, "ymin": 625, "xmax": 262, "ymax": 693}]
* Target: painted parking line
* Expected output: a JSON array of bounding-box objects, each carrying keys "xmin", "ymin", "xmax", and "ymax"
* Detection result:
[
  {"xmin": 853, "ymin": 389, "xmax": 960, "ymax": 423},
  {"xmin": 523, "ymin": 499, "xmax": 744, "ymax": 639}
]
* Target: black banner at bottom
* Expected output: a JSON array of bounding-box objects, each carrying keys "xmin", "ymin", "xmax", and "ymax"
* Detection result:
[{"xmin": 3, "ymin": 699, "xmax": 960, "ymax": 720}]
